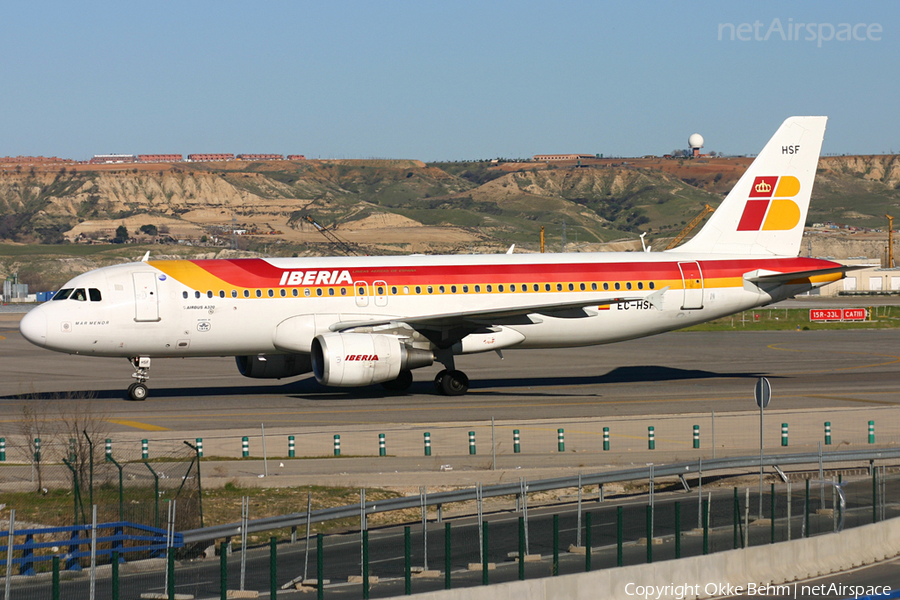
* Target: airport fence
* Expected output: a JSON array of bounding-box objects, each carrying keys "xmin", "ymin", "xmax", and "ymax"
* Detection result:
[{"xmin": 2, "ymin": 450, "xmax": 900, "ymax": 600}]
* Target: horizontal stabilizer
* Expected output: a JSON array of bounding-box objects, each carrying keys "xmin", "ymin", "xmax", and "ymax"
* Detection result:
[{"xmin": 743, "ymin": 265, "xmax": 865, "ymax": 284}]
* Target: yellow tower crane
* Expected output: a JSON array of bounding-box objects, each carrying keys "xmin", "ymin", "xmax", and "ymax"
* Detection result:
[
  {"xmin": 887, "ymin": 214, "xmax": 895, "ymax": 268},
  {"xmin": 665, "ymin": 204, "xmax": 714, "ymax": 250}
]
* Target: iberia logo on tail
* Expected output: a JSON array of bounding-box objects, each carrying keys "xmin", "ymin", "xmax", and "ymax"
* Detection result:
[{"xmin": 736, "ymin": 176, "xmax": 801, "ymax": 231}]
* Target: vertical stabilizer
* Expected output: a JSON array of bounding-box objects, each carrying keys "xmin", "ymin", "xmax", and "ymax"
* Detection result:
[{"xmin": 671, "ymin": 116, "xmax": 827, "ymax": 256}]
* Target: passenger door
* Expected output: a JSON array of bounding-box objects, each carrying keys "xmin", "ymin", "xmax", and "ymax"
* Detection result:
[{"xmin": 133, "ymin": 272, "xmax": 161, "ymax": 322}]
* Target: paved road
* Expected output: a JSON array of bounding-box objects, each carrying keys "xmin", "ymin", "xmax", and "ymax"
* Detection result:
[{"xmin": 2, "ymin": 312, "xmax": 898, "ymax": 433}]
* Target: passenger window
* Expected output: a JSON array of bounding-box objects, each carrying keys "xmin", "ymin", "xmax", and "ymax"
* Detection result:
[
  {"xmin": 340, "ymin": 288, "xmax": 347, "ymax": 296},
  {"xmin": 510, "ymin": 284, "xmax": 516, "ymax": 292},
  {"xmin": 626, "ymin": 282, "xmax": 632, "ymax": 290},
  {"xmin": 358, "ymin": 286, "xmax": 366, "ymax": 295},
  {"xmin": 182, "ymin": 291, "xmax": 188, "ymax": 299},
  {"xmin": 556, "ymin": 284, "xmax": 562, "ymax": 292},
  {"xmin": 195, "ymin": 291, "xmax": 201, "ymax": 299},
  {"xmin": 403, "ymin": 286, "xmax": 410, "ymax": 294},
  {"xmin": 377, "ymin": 286, "xmax": 385, "ymax": 295},
  {"xmin": 316, "ymin": 288, "xmax": 323, "ymax": 296},
  {"xmin": 280, "ymin": 289, "xmax": 286, "ymax": 297},
  {"xmin": 544, "ymin": 284, "xmax": 551, "ymax": 291},
  {"xmin": 568, "ymin": 283, "xmax": 574, "ymax": 291},
  {"xmin": 649, "ymin": 282, "xmax": 656, "ymax": 290},
  {"xmin": 267, "ymin": 289, "xmax": 274, "ymax": 297},
  {"xmin": 328, "ymin": 288, "xmax": 335, "ymax": 296},
  {"xmin": 438, "ymin": 285, "xmax": 445, "ymax": 294},
  {"xmin": 475, "ymin": 285, "xmax": 481, "ymax": 293},
  {"xmin": 498, "ymin": 284, "xmax": 504, "ymax": 292},
  {"xmin": 232, "ymin": 290, "xmax": 238, "ymax": 298},
  {"xmin": 603, "ymin": 283, "xmax": 609, "ymax": 291},
  {"xmin": 207, "ymin": 291, "xmax": 214, "ymax": 298},
  {"xmin": 415, "ymin": 286, "xmax": 422, "ymax": 294},
  {"xmin": 637, "ymin": 282, "xmax": 644, "ymax": 290},
  {"xmin": 463, "ymin": 285, "xmax": 469, "ymax": 293},
  {"xmin": 615, "ymin": 283, "xmax": 621, "ymax": 290},
  {"xmin": 591, "ymin": 283, "xmax": 597, "ymax": 291},
  {"xmin": 243, "ymin": 290, "xmax": 250, "ymax": 298},
  {"xmin": 579, "ymin": 283, "xmax": 586, "ymax": 291},
  {"xmin": 533, "ymin": 284, "xmax": 539, "ymax": 292},
  {"xmin": 486, "ymin": 285, "xmax": 493, "ymax": 293},
  {"xmin": 255, "ymin": 290, "xmax": 262, "ymax": 298},
  {"xmin": 304, "ymin": 289, "xmax": 311, "ymax": 297},
  {"xmin": 89, "ymin": 288, "xmax": 102, "ymax": 302},
  {"xmin": 53, "ymin": 288, "xmax": 73, "ymax": 301},
  {"xmin": 391, "ymin": 286, "xmax": 398, "ymax": 295},
  {"xmin": 219, "ymin": 290, "xmax": 226, "ymax": 298},
  {"xmin": 427, "ymin": 286, "xmax": 433, "ymax": 294},
  {"xmin": 292, "ymin": 289, "xmax": 298, "ymax": 297}
]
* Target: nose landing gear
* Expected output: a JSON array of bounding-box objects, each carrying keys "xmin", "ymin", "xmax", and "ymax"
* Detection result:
[{"xmin": 128, "ymin": 356, "xmax": 151, "ymax": 401}]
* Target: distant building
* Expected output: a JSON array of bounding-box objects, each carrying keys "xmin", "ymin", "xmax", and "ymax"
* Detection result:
[
  {"xmin": 533, "ymin": 154, "xmax": 595, "ymax": 162},
  {"xmin": 90, "ymin": 154, "xmax": 136, "ymax": 164},
  {"xmin": 236, "ymin": 154, "xmax": 284, "ymax": 161},
  {"xmin": 286, "ymin": 155, "xmax": 307, "ymax": 160},
  {"xmin": 187, "ymin": 154, "xmax": 235, "ymax": 162},
  {"xmin": 0, "ymin": 156, "xmax": 75, "ymax": 163},
  {"xmin": 138, "ymin": 154, "xmax": 183, "ymax": 163}
]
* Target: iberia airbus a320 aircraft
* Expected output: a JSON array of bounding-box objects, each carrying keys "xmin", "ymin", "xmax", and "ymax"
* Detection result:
[{"xmin": 20, "ymin": 116, "xmax": 851, "ymax": 400}]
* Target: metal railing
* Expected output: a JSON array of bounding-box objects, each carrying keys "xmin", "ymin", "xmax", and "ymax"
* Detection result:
[{"xmin": 181, "ymin": 447, "xmax": 900, "ymax": 544}]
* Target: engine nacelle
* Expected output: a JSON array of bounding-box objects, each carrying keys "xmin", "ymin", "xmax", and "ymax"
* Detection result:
[
  {"xmin": 311, "ymin": 333, "xmax": 433, "ymax": 387},
  {"xmin": 235, "ymin": 354, "xmax": 312, "ymax": 379}
]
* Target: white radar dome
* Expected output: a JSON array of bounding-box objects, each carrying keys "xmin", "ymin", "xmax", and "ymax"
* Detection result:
[{"xmin": 688, "ymin": 133, "xmax": 704, "ymax": 149}]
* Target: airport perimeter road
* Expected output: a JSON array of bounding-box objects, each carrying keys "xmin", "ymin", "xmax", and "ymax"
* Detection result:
[{"xmin": 1, "ymin": 313, "xmax": 899, "ymax": 433}]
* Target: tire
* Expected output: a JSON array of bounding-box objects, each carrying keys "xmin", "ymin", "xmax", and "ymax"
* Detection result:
[
  {"xmin": 381, "ymin": 370, "xmax": 413, "ymax": 392},
  {"xmin": 440, "ymin": 370, "xmax": 469, "ymax": 396},
  {"xmin": 128, "ymin": 382, "xmax": 149, "ymax": 401}
]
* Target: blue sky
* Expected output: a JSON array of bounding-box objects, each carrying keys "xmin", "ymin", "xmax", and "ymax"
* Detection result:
[{"xmin": 1, "ymin": 1, "xmax": 896, "ymax": 161}]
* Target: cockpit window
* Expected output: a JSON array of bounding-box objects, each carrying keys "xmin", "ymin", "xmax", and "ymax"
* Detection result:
[
  {"xmin": 52, "ymin": 288, "xmax": 73, "ymax": 300},
  {"xmin": 89, "ymin": 288, "xmax": 102, "ymax": 302},
  {"xmin": 71, "ymin": 289, "xmax": 87, "ymax": 302}
]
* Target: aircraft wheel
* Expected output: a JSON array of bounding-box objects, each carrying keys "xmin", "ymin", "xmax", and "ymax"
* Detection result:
[
  {"xmin": 382, "ymin": 370, "xmax": 414, "ymax": 392},
  {"xmin": 128, "ymin": 382, "xmax": 149, "ymax": 401},
  {"xmin": 440, "ymin": 370, "xmax": 469, "ymax": 396},
  {"xmin": 433, "ymin": 369, "xmax": 448, "ymax": 393}
]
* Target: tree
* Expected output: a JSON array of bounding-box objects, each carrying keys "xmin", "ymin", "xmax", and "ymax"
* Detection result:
[
  {"xmin": 114, "ymin": 225, "xmax": 129, "ymax": 243},
  {"xmin": 139, "ymin": 224, "xmax": 158, "ymax": 236}
]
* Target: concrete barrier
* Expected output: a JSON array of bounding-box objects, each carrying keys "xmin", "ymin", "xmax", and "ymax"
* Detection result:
[{"xmin": 384, "ymin": 517, "xmax": 900, "ymax": 600}]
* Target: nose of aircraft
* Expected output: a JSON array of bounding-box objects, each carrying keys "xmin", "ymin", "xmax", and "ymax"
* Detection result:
[{"xmin": 19, "ymin": 307, "xmax": 47, "ymax": 347}]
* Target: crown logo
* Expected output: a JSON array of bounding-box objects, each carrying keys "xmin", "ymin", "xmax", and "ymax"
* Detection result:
[{"xmin": 754, "ymin": 180, "xmax": 772, "ymax": 194}]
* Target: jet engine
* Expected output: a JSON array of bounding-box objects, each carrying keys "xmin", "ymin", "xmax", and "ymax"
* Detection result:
[
  {"xmin": 311, "ymin": 333, "xmax": 433, "ymax": 387},
  {"xmin": 235, "ymin": 354, "xmax": 312, "ymax": 379}
]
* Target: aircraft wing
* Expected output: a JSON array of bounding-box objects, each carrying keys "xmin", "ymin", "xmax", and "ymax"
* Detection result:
[{"xmin": 330, "ymin": 287, "xmax": 670, "ymax": 332}]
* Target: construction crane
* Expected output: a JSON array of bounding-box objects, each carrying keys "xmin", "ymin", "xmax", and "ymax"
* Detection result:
[
  {"xmin": 664, "ymin": 204, "xmax": 714, "ymax": 250},
  {"xmin": 887, "ymin": 214, "xmax": 895, "ymax": 268},
  {"xmin": 304, "ymin": 215, "xmax": 361, "ymax": 256}
]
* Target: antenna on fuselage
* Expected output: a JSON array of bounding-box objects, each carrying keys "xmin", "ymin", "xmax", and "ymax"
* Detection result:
[{"xmin": 141, "ymin": 251, "xmax": 150, "ymax": 262}]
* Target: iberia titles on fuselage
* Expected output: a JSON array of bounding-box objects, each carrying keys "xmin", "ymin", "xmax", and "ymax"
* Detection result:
[{"xmin": 19, "ymin": 116, "xmax": 850, "ymax": 400}]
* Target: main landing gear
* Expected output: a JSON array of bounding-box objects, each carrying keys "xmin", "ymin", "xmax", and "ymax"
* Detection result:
[
  {"xmin": 433, "ymin": 369, "xmax": 469, "ymax": 396},
  {"xmin": 381, "ymin": 369, "xmax": 414, "ymax": 392},
  {"xmin": 127, "ymin": 356, "xmax": 151, "ymax": 401}
]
